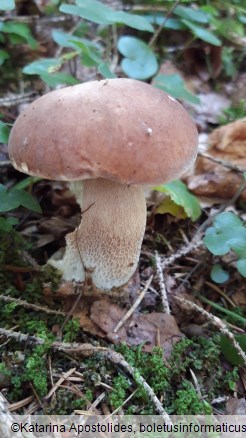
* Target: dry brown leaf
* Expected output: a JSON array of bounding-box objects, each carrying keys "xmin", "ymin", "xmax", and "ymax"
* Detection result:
[
  {"xmin": 226, "ymin": 398, "xmax": 246, "ymax": 415},
  {"xmin": 187, "ymin": 118, "xmax": 246, "ymax": 202},
  {"xmin": 232, "ymin": 290, "xmax": 246, "ymax": 307},
  {"xmin": 90, "ymin": 299, "xmax": 183, "ymax": 356}
]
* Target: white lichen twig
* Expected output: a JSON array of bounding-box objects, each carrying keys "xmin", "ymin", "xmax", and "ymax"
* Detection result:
[
  {"xmin": 174, "ymin": 296, "xmax": 246, "ymax": 366},
  {"xmin": 113, "ymin": 275, "xmax": 153, "ymax": 333},
  {"xmin": 155, "ymin": 251, "xmax": 170, "ymax": 314}
]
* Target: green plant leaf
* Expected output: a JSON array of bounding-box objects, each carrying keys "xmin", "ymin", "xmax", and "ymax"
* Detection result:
[
  {"xmin": 117, "ymin": 36, "xmax": 158, "ymax": 80},
  {"xmin": 70, "ymin": 40, "xmax": 102, "ymax": 64},
  {"xmin": 153, "ymin": 73, "xmax": 200, "ymax": 104},
  {"xmin": 0, "ymin": 120, "xmax": 11, "ymax": 144},
  {"xmin": 0, "ymin": 217, "xmax": 18, "ymax": 232},
  {"xmin": 2, "ymin": 22, "xmax": 38, "ymax": 49},
  {"xmin": 154, "ymin": 180, "xmax": 201, "ymax": 222},
  {"xmin": 198, "ymin": 294, "xmax": 246, "ymax": 327},
  {"xmin": 98, "ymin": 63, "xmax": 117, "ymax": 78},
  {"xmin": 203, "ymin": 212, "xmax": 246, "ymax": 255},
  {"xmin": 0, "ymin": 184, "xmax": 41, "ymax": 213},
  {"xmin": 203, "ymin": 212, "xmax": 246, "ymax": 278},
  {"xmin": 174, "ymin": 5, "xmax": 208, "ymax": 24},
  {"xmin": 0, "ymin": 0, "xmax": 15, "ymax": 11},
  {"xmin": 181, "ymin": 19, "xmax": 221, "ymax": 46},
  {"xmin": 23, "ymin": 58, "xmax": 62, "ymax": 75},
  {"xmin": 237, "ymin": 258, "xmax": 246, "ymax": 278},
  {"xmin": 23, "ymin": 58, "xmax": 78, "ymax": 86},
  {"xmin": 220, "ymin": 334, "xmax": 246, "ymax": 366},
  {"xmin": 147, "ymin": 15, "xmax": 185, "ymax": 30},
  {"xmin": 0, "ymin": 49, "xmax": 10, "ymax": 66},
  {"xmin": 155, "ymin": 196, "xmax": 188, "ymax": 220},
  {"xmin": 40, "ymin": 72, "xmax": 79, "ymax": 87},
  {"xmin": 210, "ymin": 264, "xmax": 229, "ymax": 284},
  {"xmin": 60, "ymin": 0, "xmax": 154, "ymax": 32},
  {"xmin": 52, "ymin": 30, "xmax": 102, "ymax": 58}
]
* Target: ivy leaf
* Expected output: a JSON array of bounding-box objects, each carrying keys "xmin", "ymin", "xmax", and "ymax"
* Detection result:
[
  {"xmin": 117, "ymin": 36, "xmax": 158, "ymax": 80},
  {"xmin": 220, "ymin": 334, "xmax": 246, "ymax": 366},
  {"xmin": 60, "ymin": 0, "xmax": 154, "ymax": 32},
  {"xmin": 210, "ymin": 264, "xmax": 229, "ymax": 284},
  {"xmin": 203, "ymin": 212, "xmax": 246, "ymax": 255},
  {"xmin": 153, "ymin": 73, "xmax": 200, "ymax": 104},
  {"xmin": 203, "ymin": 212, "xmax": 246, "ymax": 278},
  {"xmin": 0, "ymin": 120, "xmax": 11, "ymax": 144},
  {"xmin": 237, "ymin": 258, "xmax": 246, "ymax": 278},
  {"xmin": 154, "ymin": 180, "xmax": 201, "ymax": 222},
  {"xmin": 0, "ymin": 0, "xmax": 15, "ymax": 11}
]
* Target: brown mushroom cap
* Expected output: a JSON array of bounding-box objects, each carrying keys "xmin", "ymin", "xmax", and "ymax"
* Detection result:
[{"xmin": 8, "ymin": 78, "xmax": 198, "ymax": 184}]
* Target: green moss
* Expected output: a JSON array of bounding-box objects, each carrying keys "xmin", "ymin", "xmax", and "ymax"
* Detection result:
[
  {"xmin": 109, "ymin": 374, "xmax": 130, "ymax": 408},
  {"xmin": 170, "ymin": 380, "xmax": 212, "ymax": 415},
  {"xmin": 63, "ymin": 318, "xmax": 80, "ymax": 343}
]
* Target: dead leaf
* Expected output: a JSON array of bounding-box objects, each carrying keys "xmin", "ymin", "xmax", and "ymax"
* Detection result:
[
  {"xmin": 90, "ymin": 300, "xmax": 183, "ymax": 357},
  {"xmin": 187, "ymin": 118, "xmax": 246, "ymax": 202},
  {"xmin": 226, "ymin": 398, "xmax": 246, "ymax": 415},
  {"xmin": 232, "ymin": 290, "xmax": 246, "ymax": 307}
]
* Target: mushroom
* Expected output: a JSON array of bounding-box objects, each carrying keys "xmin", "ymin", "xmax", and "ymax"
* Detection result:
[{"xmin": 8, "ymin": 78, "xmax": 198, "ymax": 290}]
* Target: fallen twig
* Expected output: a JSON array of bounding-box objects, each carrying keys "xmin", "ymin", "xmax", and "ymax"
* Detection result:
[
  {"xmin": 174, "ymin": 296, "xmax": 246, "ymax": 366},
  {"xmin": 198, "ymin": 151, "xmax": 246, "ymax": 173},
  {"xmin": 161, "ymin": 240, "xmax": 204, "ymax": 268},
  {"xmin": 155, "ymin": 252, "xmax": 170, "ymax": 314},
  {"xmin": 0, "ymin": 294, "xmax": 66, "ymax": 316},
  {"xmin": 113, "ymin": 275, "xmax": 153, "ymax": 333}
]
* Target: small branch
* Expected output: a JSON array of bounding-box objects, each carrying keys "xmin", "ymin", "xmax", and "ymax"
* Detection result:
[
  {"xmin": 155, "ymin": 252, "xmax": 170, "ymax": 314},
  {"xmin": 161, "ymin": 240, "xmax": 204, "ymax": 268},
  {"xmin": 44, "ymin": 368, "xmax": 76, "ymax": 401},
  {"xmin": 0, "ymin": 93, "xmax": 35, "ymax": 108},
  {"xmin": 174, "ymin": 296, "xmax": 246, "ymax": 366},
  {"xmin": 149, "ymin": 0, "xmax": 180, "ymax": 48},
  {"xmin": 198, "ymin": 151, "xmax": 246, "ymax": 173},
  {"xmin": 113, "ymin": 275, "xmax": 153, "ymax": 333},
  {"xmin": 0, "ymin": 294, "xmax": 66, "ymax": 316},
  {"xmin": 0, "ymin": 327, "xmax": 171, "ymax": 420}
]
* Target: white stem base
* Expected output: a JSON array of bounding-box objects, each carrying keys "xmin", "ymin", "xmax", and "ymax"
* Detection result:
[{"xmin": 58, "ymin": 179, "xmax": 146, "ymax": 290}]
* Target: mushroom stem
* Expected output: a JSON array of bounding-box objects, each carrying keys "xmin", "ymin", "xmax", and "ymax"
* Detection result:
[{"xmin": 59, "ymin": 178, "xmax": 146, "ymax": 290}]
